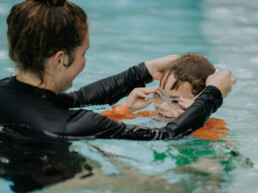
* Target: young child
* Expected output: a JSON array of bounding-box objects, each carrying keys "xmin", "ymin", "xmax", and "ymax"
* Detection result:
[
  {"xmin": 101, "ymin": 53, "xmax": 228, "ymax": 141},
  {"xmin": 153, "ymin": 52, "xmax": 215, "ymax": 119}
]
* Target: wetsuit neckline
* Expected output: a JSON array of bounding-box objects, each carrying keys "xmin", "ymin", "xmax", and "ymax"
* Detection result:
[{"xmin": 10, "ymin": 76, "xmax": 57, "ymax": 97}]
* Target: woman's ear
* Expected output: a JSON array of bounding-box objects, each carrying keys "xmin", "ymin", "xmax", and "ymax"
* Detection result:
[{"xmin": 51, "ymin": 51, "xmax": 69, "ymax": 70}]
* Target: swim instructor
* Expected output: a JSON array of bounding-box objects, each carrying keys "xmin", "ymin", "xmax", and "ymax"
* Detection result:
[{"xmin": 0, "ymin": 0, "xmax": 236, "ymax": 140}]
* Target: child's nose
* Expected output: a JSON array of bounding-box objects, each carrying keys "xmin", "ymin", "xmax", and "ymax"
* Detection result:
[{"xmin": 158, "ymin": 101, "xmax": 169, "ymax": 111}]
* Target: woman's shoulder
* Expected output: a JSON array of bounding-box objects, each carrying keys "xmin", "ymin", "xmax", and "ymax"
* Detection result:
[{"xmin": 0, "ymin": 76, "xmax": 13, "ymax": 87}]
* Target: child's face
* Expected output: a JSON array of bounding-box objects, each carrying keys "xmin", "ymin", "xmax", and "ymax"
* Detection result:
[{"xmin": 154, "ymin": 73, "xmax": 195, "ymax": 119}]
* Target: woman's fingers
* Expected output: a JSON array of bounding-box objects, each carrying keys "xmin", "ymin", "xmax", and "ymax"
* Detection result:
[
  {"xmin": 133, "ymin": 87, "xmax": 159, "ymax": 98},
  {"xmin": 145, "ymin": 55, "xmax": 180, "ymax": 80},
  {"xmin": 231, "ymin": 77, "xmax": 237, "ymax": 85},
  {"xmin": 177, "ymin": 109, "xmax": 185, "ymax": 116},
  {"xmin": 136, "ymin": 91, "xmax": 149, "ymax": 98},
  {"xmin": 206, "ymin": 70, "xmax": 237, "ymax": 99},
  {"xmin": 138, "ymin": 87, "xmax": 159, "ymax": 94},
  {"xmin": 122, "ymin": 87, "xmax": 157, "ymax": 112},
  {"xmin": 143, "ymin": 98, "xmax": 154, "ymax": 108},
  {"xmin": 169, "ymin": 108, "xmax": 185, "ymax": 118},
  {"xmin": 178, "ymin": 97, "xmax": 194, "ymax": 109}
]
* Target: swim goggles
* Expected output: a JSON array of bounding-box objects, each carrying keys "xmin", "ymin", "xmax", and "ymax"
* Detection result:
[
  {"xmin": 153, "ymin": 90, "xmax": 181, "ymax": 110},
  {"xmin": 153, "ymin": 89, "xmax": 205, "ymax": 110}
]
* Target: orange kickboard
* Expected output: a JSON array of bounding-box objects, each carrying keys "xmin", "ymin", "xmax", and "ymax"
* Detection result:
[{"xmin": 100, "ymin": 105, "xmax": 228, "ymax": 141}]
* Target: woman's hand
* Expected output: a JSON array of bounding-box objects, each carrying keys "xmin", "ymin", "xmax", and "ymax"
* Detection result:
[
  {"xmin": 165, "ymin": 98, "xmax": 193, "ymax": 119},
  {"xmin": 178, "ymin": 97, "xmax": 194, "ymax": 110},
  {"xmin": 145, "ymin": 55, "xmax": 180, "ymax": 80},
  {"xmin": 206, "ymin": 70, "xmax": 237, "ymax": 99},
  {"xmin": 122, "ymin": 87, "xmax": 158, "ymax": 112},
  {"xmin": 167, "ymin": 108, "xmax": 185, "ymax": 119}
]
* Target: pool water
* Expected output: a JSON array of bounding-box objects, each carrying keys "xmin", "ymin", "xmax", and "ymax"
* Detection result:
[{"xmin": 0, "ymin": 0, "xmax": 258, "ymax": 193}]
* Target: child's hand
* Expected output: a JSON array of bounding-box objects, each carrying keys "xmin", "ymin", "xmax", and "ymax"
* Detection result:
[
  {"xmin": 178, "ymin": 97, "xmax": 194, "ymax": 110},
  {"xmin": 122, "ymin": 87, "xmax": 158, "ymax": 112}
]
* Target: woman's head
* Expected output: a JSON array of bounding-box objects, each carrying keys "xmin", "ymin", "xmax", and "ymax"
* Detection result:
[
  {"xmin": 7, "ymin": 0, "xmax": 88, "ymax": 82},
  {"xmin": 154, "ymin": 53, "xmax": 216, "ymax": 119}
]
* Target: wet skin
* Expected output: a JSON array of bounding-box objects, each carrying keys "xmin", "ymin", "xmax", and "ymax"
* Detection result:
[{"xmin": 154, "ymin": 73, "xmax": 195, "ymax": 119}]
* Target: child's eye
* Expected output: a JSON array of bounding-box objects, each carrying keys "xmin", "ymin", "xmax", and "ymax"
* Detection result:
[{"xmin": 171, "ymin": 100, "xmax": 179, "ymax": 104}]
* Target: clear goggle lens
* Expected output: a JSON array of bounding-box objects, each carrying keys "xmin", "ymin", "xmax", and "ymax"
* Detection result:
[
  {"xmin": 153, "ymin": 89, "xmax": 205, "ymax": 110},
  {"xmin": 153, "ymin": 90, "xmax": 181, "ymax": 110}
]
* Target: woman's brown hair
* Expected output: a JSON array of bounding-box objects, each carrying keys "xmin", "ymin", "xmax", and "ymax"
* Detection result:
[
  {"xmin": 161, "ymin": 53, "xmax": 216, "ymax": 95},
  {"xmin": 7, "ymin": 0, "xmax": 88, "ymax": 82}
]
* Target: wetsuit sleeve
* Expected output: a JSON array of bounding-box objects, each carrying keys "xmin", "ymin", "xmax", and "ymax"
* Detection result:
[
  {"xmin": 61, "ymin": 64, "xmax": 152, "ymax": 107},
  {"xmin": 62, "ymin": 85, "xmax": 223, "ymax": 140}
]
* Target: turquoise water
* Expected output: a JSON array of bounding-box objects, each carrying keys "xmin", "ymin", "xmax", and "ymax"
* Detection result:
[{"xmin": 0, "ymin": 0, "xmax": 258, "ymax": 192}]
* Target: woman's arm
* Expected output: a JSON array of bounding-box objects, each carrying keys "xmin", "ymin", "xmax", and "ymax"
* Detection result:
[
  {"xmin": 66, "ymin": 64, "xmax": 152, "ymax": 107},
  {"xmin": 58, "ymin": 55, "xmax": 180, "ymax": 108},
  {"xmin": 61, "ymin": 86, "xmax": 222, "ymax": 140}
]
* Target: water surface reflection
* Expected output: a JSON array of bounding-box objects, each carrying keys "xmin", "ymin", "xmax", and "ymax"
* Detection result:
[{"xmin": 0, "ymin": 124, "xmax": 92, "ymax": 193}]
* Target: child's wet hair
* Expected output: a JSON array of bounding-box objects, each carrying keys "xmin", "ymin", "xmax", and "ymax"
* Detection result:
[{"xmin": 160, "ymin": 53, "xmax": 215, "ymax": 95}]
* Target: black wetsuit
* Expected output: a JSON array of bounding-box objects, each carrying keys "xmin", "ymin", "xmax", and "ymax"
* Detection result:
[{"xmin": 0, "ymin": 63, "xmax": 223, "ymax": 140}]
